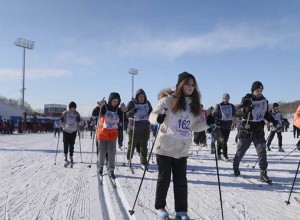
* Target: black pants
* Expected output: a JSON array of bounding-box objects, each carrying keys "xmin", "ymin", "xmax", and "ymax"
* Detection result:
[
  {"xmin": 127, "ymin": 129, "xmax": 149, "ymax": 165},
  {"xmin": 216, "ymin": 128, "xmax": 231, "ymax": 157},
  {"xmin": 63, "ymin": 131, "xmax": 77, "ymax": 156},
  {"xmin": 155, "ymin": 155, "xmax": 187, "ymax": 212},
  {"xmin": 267, "ymin": 131, "xmax": 282, "ymax": 147}
]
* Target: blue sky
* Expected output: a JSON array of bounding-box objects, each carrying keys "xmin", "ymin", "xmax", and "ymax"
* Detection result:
[{"xmin": 1, "ymin": 0, "xmax": 300, "ymax": 116}]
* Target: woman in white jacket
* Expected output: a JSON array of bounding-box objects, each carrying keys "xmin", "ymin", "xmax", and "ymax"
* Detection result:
[{"xmin": 149, "ymin": 72, "xmax": 209, "ymax": 220}]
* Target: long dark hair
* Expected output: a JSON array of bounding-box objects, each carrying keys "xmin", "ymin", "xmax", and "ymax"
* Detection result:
[{"xmin": 172, "ymin": 77, "xmax": 202, "ymax": 116}]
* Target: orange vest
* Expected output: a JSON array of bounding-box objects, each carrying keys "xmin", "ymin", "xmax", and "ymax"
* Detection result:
[{"xmin": 96, "ymin": 115, "xmax": 119, "ymax": 141}]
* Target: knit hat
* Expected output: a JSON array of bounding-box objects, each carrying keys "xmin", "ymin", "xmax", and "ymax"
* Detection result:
[
  {"xmin": 273, "ymin": 103, "xmax": 279, "ymax": 108},
  {"xmin": 68, "ymin": 101, "xmax": 77, "ymax": 109},
  {"xmin": 251, "ymin": 81, "xmax": 264, "ymax": 92},
  {"xmin": 176, "ymin": 72, "xmax": 196, "ymax": 87},
  {"xmin": 223, "ymin": 93, "xmax": 230, "ymax": 100}
]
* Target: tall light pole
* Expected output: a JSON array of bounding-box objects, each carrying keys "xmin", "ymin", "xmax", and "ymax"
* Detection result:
[
  {"xmin": 128, "ymin": 68, "xmax": 138, "ymax": 99},
  {"xmin": 14, "ymin": 38, "xmax": 34, "ymax": 111}
]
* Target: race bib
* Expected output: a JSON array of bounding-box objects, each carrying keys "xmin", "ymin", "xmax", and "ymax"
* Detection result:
[
  {"xmin": 220, "ymin": 105, "xmax": 232, "ymax": 121},
  {"xmin": 251, "ymin": 99, "xmax": 268, "ymax": 122},
  {"xmin": 167, "ymin": 111, "xmax": 191, "ymax": 139},
  {"xmin": 103, "ymin": 110, "xmax": 119, "ymax": 129}
]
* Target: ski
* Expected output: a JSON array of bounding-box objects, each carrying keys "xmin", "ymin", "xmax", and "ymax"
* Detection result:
[
  {"xmin": 64, "ymin": 160, "xmax": 70, "ymax": 168},
  {"xmin": 138, "ymin": 202, "xmax": 171, "ymax": 220},
  {"xmin": 236, "ymin": 174, "xmax": 273, "ymax": 186},
  {"xmin": 109, "ymin": 175, "xmax": 117, "ymax": 188},
  {"xmin": 98, "ymin": 173, "xmax": 103, "ymax": 185}
]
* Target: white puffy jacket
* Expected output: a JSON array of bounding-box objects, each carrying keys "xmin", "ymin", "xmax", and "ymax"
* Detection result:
[{"xmin": 149, "ymin": 96, "xmax": 208, "ymax": 158}]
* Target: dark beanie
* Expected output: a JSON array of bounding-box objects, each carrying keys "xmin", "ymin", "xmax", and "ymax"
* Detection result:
[
  {"xmin": 176, "ymin": 72, "xmax": 196, "ymax": 87},
  {"xmin": 108, "ymin": 92, "xmax": 121, "ymax": 105},
  {"xmin": 273, "ymin": 103, "xmax": 279, "ymax": 108},
  {"xmin": 69, "ymin": 101, "xmax": 77, "ymax": 109},
  {"xmin": 251, "ymin": 81, "xmax": 264, "ymax": 92}
]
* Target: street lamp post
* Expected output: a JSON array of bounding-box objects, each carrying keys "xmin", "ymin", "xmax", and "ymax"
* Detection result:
[
  {"xmin": 14, "ymin": 38, "xmax": 34, "ymax": 111},
  {"xmin": 128, "ymin": 68, "xmax": 138, "ymax": 99}
]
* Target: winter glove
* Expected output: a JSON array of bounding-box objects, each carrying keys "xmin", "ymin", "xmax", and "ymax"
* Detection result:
[
  {"xmin": 120, "ymin": 103, "xmax": 127, "ymax": 112},
  {"xmin": 97, "ymin": 99, "xmax": 106, "ymax": 108},
  {"xmin": 206, "ymin": 115, "xmax": 215, "ymax": 126},
  {"xmin": 207, "ymin": 124, "xmax": 217, "ymax": 133},
  {"xmin": 157, "ymin": 114, "xmax": 166, "ymax": 124},
  {"xmin": 241, "ymin": 97, "xmax": 251, "ymax": 107}
]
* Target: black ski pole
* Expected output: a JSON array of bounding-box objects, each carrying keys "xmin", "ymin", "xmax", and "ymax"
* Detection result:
[
  {"xmin": 285, "ymin": 160, "xmax": 300, "ymax": 205},
  {"xmin": 280, "ymin": 147, "xmax": 299, "ymax": 160},
  {"xmin": 78, "ymin": 130, "xmax": 82, "ymax": 163},
  {"xmin": 129, "ymin": 108, "xmax": 167, "ymax": 216},
  {"xmin": 212, "ymin": 127, "xmax": 224, "ymax": 220},
  {"xmin": 88, "ymin": 97, "xmax": 104, "ymax": 168},
  {"xmin": 122, "ymin": 111, "xmax": 126, "ymax": 166},
  {"xmin": 54, "ymin": 132, "xmax": 60, "ymax": 165}
]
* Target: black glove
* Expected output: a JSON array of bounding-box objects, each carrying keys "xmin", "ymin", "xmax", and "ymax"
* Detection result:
[
  {"xmin": 206, "ymin": 115, "xmax": 215, "ymax": 126},
  {"xmin": 216, "ymin": 120, "xmax": 221, "ymax": 126},
  {"xmin": 157, "ymin": 114, "xmax": 166, "ymax": 124},
  {"xmin": 241, "ymin": 97, "xmax": 251, "ymax": 107}
]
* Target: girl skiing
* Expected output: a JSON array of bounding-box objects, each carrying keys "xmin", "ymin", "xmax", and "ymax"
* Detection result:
[{"xmin": 149, "ymin": 72, "xmax": 209, "ymax": 220}]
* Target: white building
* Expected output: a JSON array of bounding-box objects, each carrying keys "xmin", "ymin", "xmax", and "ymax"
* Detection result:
[{"xmin": 0, "ymin": 101, "xmax": 23, "ymax": 123}]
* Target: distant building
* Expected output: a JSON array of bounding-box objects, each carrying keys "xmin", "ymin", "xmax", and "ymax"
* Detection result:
[
  {"xmin": 44, "ymin": 104, "xmax": 67, "ymax": 117},
  {"xmin": 0, "ymin": 101, "xmax": 23, "ymax": 124}
]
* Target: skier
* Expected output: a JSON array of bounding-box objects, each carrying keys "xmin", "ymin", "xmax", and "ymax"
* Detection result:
[
  {"xmin": 213, "ymin": 93, "xmax": 236, "ymax": 161},
  {"xmin": 193, "ymin": 104, "xmax": 208, "ymax": 147},
  {"xmin": 92, "ymin": 93, "xmax": 127, "ymax": 179},
  {"xmin": 53, "ymin": 119, "xmax": 61, "ymax": 138},
  {"xmin": 232, "ymin": 81, "xmax": 278, "ymax": 183},
  {"xmin": 293, "ymin": 105, "xmax": 300, "ymax": 149},
  {"xmin": 60, "ymin": 101, "xmax": 81, "ymax": 165},
  {"xmin": 266, "ymin": 103, "xmax": 284, "ymax": 152},
  {"xmin": 126, "ymin": 89, "xmax": 153, "ymax": 171},
  {"xmin": 206, "ymin": 106, "xmax": 217, "ymax": 154},
  {"xmin": 149, "ymin": 72, "xmax": 210, "ymax": 220}
]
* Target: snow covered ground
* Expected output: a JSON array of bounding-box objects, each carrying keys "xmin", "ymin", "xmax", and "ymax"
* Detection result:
[{"xmin": 1, "ymin": 129, "xmax": 300, "ymax": 220}]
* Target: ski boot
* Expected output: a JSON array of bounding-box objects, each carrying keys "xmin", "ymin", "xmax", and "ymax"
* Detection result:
[
  {"xmin": 109, "ymin": 169, "xmax": 116, "ymax": 179},
  {"xmin": 223, "ymin": 155, "xmax": 230, "ymax": 162},
  {"xmin": 260, "ymin": 170, "xmax": 272, "ymax": 184},
  {"xmin": 70, "ymin": 156, "xmax": 74, "ymax": 164},
  {"xmin": 175, "ymin": 211, "xmax": 190, "ymax": 220},
  {"xmin": 233, "ymin": 165, "xmax": 240, "ymax": 176},
  {"xmin": 278, "ymin": 146, "xmax": 284, "ymax": 152},
  {"xmin": 98, "ymin": 166, "xmax": 103, "ymax": 175},
  {"xmin": 64, "ymin": 154, "xmax": 69, "ymax": 167},
  {"xmin": 267, "ymin": 145, "xmax": 271, "ymax": 151},
  {"xmin": 155, "ymin": 208, "xmax": 169, "ymax": 219}
]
